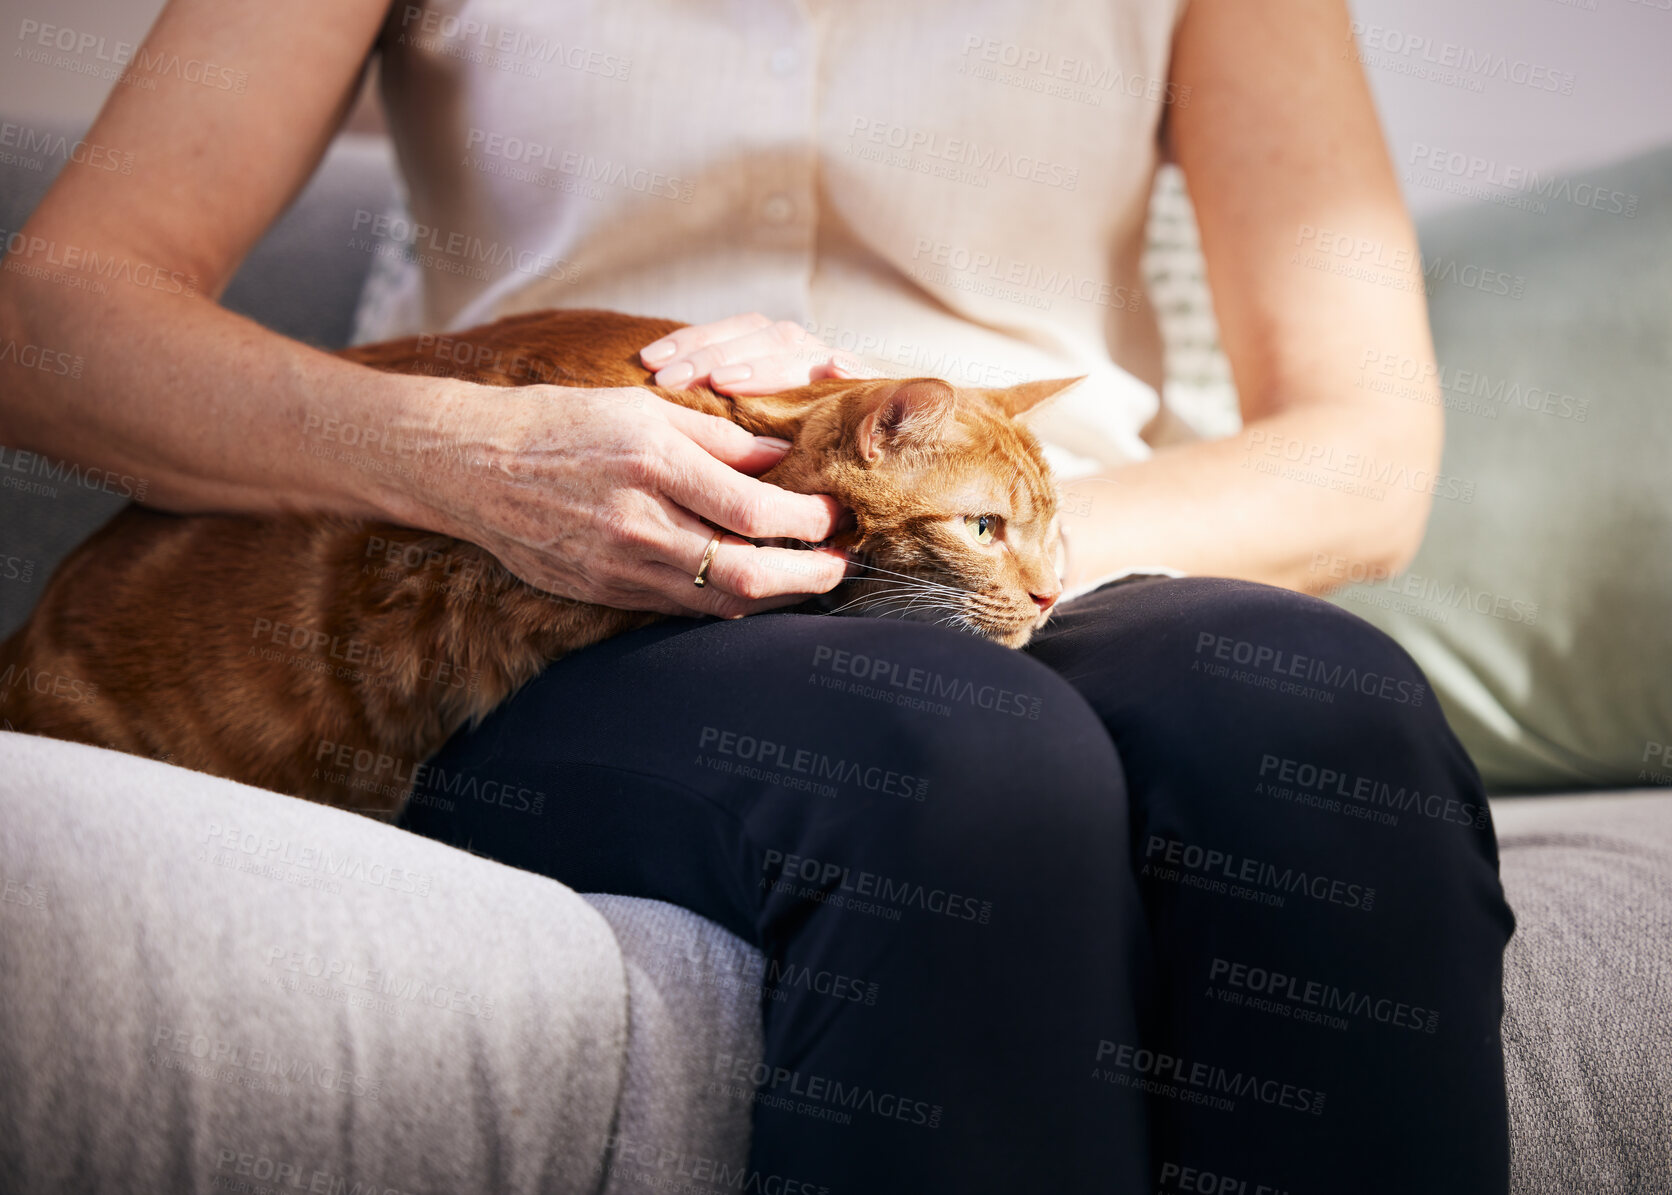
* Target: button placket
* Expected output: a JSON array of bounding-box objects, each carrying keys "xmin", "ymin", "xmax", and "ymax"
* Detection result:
[{"xmin": 742, "ymin": 3, "xmax": 818, "ymax": 319}]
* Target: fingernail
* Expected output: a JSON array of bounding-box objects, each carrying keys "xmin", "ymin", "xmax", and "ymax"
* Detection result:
[
  {"xmin": 642, "ymin": 339, "xmax": 677, "ymax": 365},
  {"xmin": 656, "ymin": 362, "xmax": 694, "ymax": 386},
  {"xmin": 711, "ymin": 363, "xmax": 753, "ymax": 386},
  {"xmin": 754, "ymin": 435, "xmax": 792, "ymax": 452}
]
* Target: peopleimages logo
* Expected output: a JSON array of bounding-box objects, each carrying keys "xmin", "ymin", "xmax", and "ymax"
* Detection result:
[
  {"xmin": 311, "ymin": 739, "xmax": 546, "ymax": 815},
  {"xmin": 811, "ymin": 644, "xmax": 1044, "ymax": 718},
  {"xmin": 211, "ymin": 1149, "xmax": 414, "ymax": 1195},
  {"xmin": 910, "ymin": 237, "xmax": 1144, "ymax": 313},
  {"xmin": 1347, "ymin": 21, "xmax": 1576, "ymax": 95},
  {"xmin": 956, "ymin": 35, "xmax": 1191, "ymax": 107},
  {"xmin": 1242, "ymin": 426, "xmax": 1479, "ymax": 503},
  {"xmin": 603, "ymin": 1133, "xmax": 831, "ymax": 1195},
  {"xmin": 698, "ymin": 725, "xmax": 929, "ymax": 801},
  {"xmin": 846, "ymin": 116, "xmax": 1080, "ymax": 191},
  {"xmin": 1092, "ymin": 1041, "xmax": 1326, "ymax": 1116},
  {"xmin": 202, "ymin": 822, "xmax": 434, "ymax": 896},
  {"xmin": 1157, "ymin": 1161, "xmax": 1291, "ymax": 1195},
  {"xmin": 761, "ymin": 848, "xmax": 994, "ymax": 924},
  {"xmin": 1208, "ymin": 957, "xmax": 1441, "ymax": 1034},
  {"xmin": 1358, "ymin": 349, "xmax": 1590, "ymax": 422},
  {"xmin": 15, "ymin": 19, "xmax": 249, "ymax": 92},
  {"xmin": 0, "ymin": 662, "xmax": 98, "ymax": 706},
  {"xmin": 1406, "ymin": 143, "xmax": 1638, "ymax": 218},
  {"xmin": 349, "ymin": 209, "xmax": 581, "ymax": 282},
  {"xmin": 0, "ymin": 442, "xmax": 148, "ymax": 501},
  {"xmin": 0, "ymin": 228, "xmax": 198, "ymax": 297},
  {"xmin": 0, "ymin": 121, "xmax": 133, "ymax": 173},
  {"xmin": 1193, "ymin": 630, "xmax": 1427, "ymax": 707},
  {"xmin": 463, "ymin": 129, "xmax": 693, "ymax": 202},
  {"xmin": 1258, "ymin": 754, "xmax": 1490, "ymax": 830},
  {"xmin": 249, "ymin": 616, "xmax": 480, "ymax": 693},
  {"xmin": 0, "ymin": 338, "xmax": 84, "ymax": 378},
  {"xmin": 396, "ymin": 6, "xmax": 631, "ymax": 80},
  {"xmin": 264, "ymin": 947, "xmax": 496, "ymax": 1020},
  {"xmin": 150, "ymin": 1024, "xmax": 384, "ymax": 1100},
  {"xmin": 713, "ymin": 1052, "xmax": 943, "ymax": 1129},
  {"xmin": 1142, "ymin": 835, "xmax": 1376, "ymax": 912}
]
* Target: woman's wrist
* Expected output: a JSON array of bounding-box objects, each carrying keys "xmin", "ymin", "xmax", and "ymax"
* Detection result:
[{"xmin": 326, "ymin": 370, "xmax": 487, "ymax": 539}]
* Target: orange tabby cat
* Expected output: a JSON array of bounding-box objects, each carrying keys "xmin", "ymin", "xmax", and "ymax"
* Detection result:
[{"xmin": 0, "ymin": 310, "xmax": 1071, "ymax": 817}]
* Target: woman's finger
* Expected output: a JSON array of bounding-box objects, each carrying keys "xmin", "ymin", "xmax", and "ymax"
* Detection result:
[
  {"xmin": 652, "ymin": 319, "xmax": 812, "ymax": 390},
  {"xmin": 650, "ymin": 499, "xmax": 850, "ymax": 600},
  {"xmin": 645, "ymin": 542, "xmax": 850, "ymax": 618},
  {"xmin": 812, "ymin": 354, "xmax": 882, "ymax": 382},
  {"xmin": 641, "ymin": 561, "xmax": 823, "ymax": 619},
  {"xmin": 638, "ymin": 312, "xmax": 774, "ymax": 373},
  {"xmin": 706, "ymin": 350, "xmax": 884, "ymax": 396},
  {"xmin": 654, "ymin": 518, "xmax": 849, "ymax": 601},
  {"xmin": 661, "ymin": 437, "xmax": 844, "ymax": 543},
  {"xmin": 656, "ymin": 398, "xmax": 792, "ymax": 475}
]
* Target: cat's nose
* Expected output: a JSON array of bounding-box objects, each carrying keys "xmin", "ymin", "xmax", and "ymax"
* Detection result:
[{"xmin": 1030, "ymin": 588, "xmax": 1061, "ymax": 612}]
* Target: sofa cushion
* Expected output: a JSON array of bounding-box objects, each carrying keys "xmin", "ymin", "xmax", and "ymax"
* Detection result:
[
  {"xmin": 1325, "ymin": 143, "xmax": 1672, "ymax": 792},
  {"xmin": 1490, "ymin": 792, "xmax": 1672, "ymax": 1192},
  {"xmin": 0, "ymin": 731, "xmax": 630, "ymax": 1195},
  {"xmin": 583, "ymin": 896, "xmax": 761, "ymax": 1195},
  {"xmin": 577, "ymin": 793, "xmax": 1672, "ymax": 1195}
]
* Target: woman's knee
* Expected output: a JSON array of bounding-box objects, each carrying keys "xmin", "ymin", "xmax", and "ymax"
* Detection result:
[
  {"xmin": 1029, "ymin": 577, "xmax": 1495, "ymax": 868},
  {"xmin": 1038, "ymin": 577, "xmax": 1450, "ymax": 744},
  {"xmin": 785, "ymin": 620, "xmax": 1132, "ymax": 886}
]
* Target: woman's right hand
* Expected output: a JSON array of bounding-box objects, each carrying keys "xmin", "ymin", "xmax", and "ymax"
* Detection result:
[{"xmin": 400, "ymin": 381, "xmax": 851, "ymax": 619}]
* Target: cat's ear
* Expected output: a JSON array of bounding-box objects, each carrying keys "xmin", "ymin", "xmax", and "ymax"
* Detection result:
[
  {"xmin": 856, "ymin": 379, "xmax": 958, "ymax": 461},
  {"xmin": 988, "ymin": 376, "xmax": 1086, "ymax": 419}
]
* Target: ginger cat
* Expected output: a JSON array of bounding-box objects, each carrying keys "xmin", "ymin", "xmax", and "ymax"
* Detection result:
[{"xmin": 0, "ymin": 310, "xmax": 1072, "ymax": 817}]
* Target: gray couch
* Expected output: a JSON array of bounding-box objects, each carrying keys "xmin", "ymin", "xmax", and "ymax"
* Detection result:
[{"xmin": 2, "ymin": 130, "xmax": 1670, "ymax": 1194}]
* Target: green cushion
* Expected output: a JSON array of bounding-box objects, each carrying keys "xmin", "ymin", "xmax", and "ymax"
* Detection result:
[{"xmin": 1326, "ymin": 144, "xmax": 1672, "ymax": 793}]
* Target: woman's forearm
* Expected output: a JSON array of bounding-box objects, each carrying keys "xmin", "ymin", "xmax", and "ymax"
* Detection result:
[
  {"xmin": 0, "ymin": 261, "xmax": 449, "ymax": 525},
  {"xmin": 1060, "ymin": 400, "xmax": 1438, "ymax": 595}
]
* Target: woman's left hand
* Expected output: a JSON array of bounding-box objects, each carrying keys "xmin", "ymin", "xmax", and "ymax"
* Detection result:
[{"xmin": 638, "ymin": 312, "xmax": 880, "ymax": 395}]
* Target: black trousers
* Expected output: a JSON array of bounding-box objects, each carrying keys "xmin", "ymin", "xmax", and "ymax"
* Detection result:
[{"xmin": 401, "ymin": 577, "xmax": 1514, "ymax": 1194}]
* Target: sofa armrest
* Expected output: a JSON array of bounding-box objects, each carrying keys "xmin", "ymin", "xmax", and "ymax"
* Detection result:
[{"xmin": 0, "ymin": 731, "xmax": 628, "ymax": 1195}]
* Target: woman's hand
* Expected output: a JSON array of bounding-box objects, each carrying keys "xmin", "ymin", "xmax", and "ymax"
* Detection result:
[
  {"xmin": 638, "ymin": 313, "xmax": 879, "ymax": 395},
  {"xmin": 403, "ymin": 381, "xmax": 851, "ymax": 619}
]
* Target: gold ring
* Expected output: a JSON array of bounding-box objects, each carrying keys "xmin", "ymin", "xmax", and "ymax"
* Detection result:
[{"xmin": 693, "ymin": 531, "xmax": 723, "ymax": 588}]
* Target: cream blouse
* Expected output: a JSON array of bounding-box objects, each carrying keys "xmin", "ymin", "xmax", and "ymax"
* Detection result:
[{"xmin": 360, "ymin": 0, "xmax": 1191, "ymax": 479}]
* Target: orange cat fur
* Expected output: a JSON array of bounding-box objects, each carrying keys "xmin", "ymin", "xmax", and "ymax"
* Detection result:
[{"xmin": 0, "ymin": 310, "xmax": 1071, "ymax": 817}]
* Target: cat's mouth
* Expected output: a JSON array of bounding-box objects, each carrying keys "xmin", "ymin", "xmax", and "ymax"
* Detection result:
[
  {"xmin": 967, "ymin": 613, "xmax": 1048, "ymax": 649},
  {"xmin": 958, "ymin": 606, "xmax": 1049, "ymax": 649},
  {"xmin": 807, "ymin": 554, "xmax": 1045, "ymax": 648}
]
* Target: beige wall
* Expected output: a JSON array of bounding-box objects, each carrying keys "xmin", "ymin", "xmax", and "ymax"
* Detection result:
[{"xmin": 2, "ymin": 0, "xmax": 1668, "ymax": 215}]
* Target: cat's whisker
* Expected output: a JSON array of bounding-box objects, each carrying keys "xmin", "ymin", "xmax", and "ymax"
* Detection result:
[
  {"xmin": 825, "ymin": 581, "xmax": 925, "ymax": 613},
  {"xmin": 904, "ymin": 590, "xmax": 970, "ymax": 620},
  {"xmin": 844, "ymin": 560, "xmax": 966, "ymax": 595},
  {"xmin": 826, "ymin": 576, "xmax": 960, "ymax": 615},
  {"xmin": 826, "ymin": 587, "xmax": 946, "ymax": 618},
  {"xmin": 838, "ymin": 588, "xmax": 966, "ymax": 624}
]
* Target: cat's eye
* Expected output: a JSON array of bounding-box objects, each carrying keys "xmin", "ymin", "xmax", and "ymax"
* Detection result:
[{"xmin": 964, "ymin": 514, "xmax": 998, "ymax": 545}]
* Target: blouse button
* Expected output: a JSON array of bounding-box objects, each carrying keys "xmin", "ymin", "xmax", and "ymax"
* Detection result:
[
  {"xmin": 769, "ymin": 46, "xmax": 799, "ymax": 75},
  {"xmin": 762, "ymin": 193, "xmax": 795, "ymax": 223}
]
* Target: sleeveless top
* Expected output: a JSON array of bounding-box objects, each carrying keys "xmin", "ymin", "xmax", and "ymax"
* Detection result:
[{"xmin": 362, "ymin": 0, "xmax": 1191, "ymax": 479}]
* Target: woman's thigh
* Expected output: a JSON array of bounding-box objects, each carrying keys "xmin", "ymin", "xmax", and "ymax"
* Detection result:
[
  {"xmin": 1028, "ymin": 575, "xmax": 1515, "ymax": 1194},
  {"xmin": 401, "ymin": 611, "xmax": 1134, "ymax": 939},
  {"xmin": 401, "ymin": 611, "xmax": 1153, "ymax": 1192}
]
